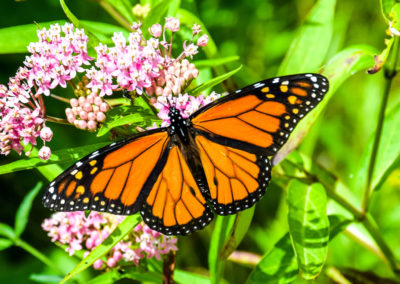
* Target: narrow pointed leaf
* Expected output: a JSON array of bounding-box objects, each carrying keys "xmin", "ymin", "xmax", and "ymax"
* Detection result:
[
  {"xmin": 61, "ymin": 214, "xmax": 141, "ymax": 283},
  {"xmin": 0, "ymin": 142, "xmax": 110, "ymax": 175},
  {"xmin": 353, "ymin": 102, "xmax": 400, "ymax": 192},
  {"xmin": 288, "ymin": 180, "xmax": 329, "ymax": 280},
  {"xmin": 208, "ymin": 215, "xmax": 236, "ymax": 284},
  {"xmin": 219, "ymin": 207, "xmax": 255, "ymax": 259},
  {"xmin": 278, "ymin": 0, "xmax": 336, "ymax": 75},
  {"xmin": 14, "ymin": 182, "xmax": 42, "ymax": 237},
  {"xmin": 188, "ymin": 65, "xmax": 242, "ymax": 95}
]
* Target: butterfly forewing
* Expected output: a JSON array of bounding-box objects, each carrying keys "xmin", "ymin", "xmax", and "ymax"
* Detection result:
[
  {"xmin": 191, "ymin": 73, "xmax": 328, "ymax": 156},
  {"xmin": 43, "ymin": 129, "xmax": 170, "ymax": 215}
]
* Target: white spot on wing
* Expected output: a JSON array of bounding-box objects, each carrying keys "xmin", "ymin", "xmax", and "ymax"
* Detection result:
[{"xmin": 253, "ymin": 82, "xmax": 265, "ymax": 88}]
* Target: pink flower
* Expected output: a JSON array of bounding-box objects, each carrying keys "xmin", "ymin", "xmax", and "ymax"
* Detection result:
[
  {"xmin": 165, "ymin": 17, "xmax": 180, "ymax": 32},
  {"xmin": 192, "ymin": 24, "xmax": 202, "ymax": 35},
  {"xmin": 42, "ymin": 212, "xmax": 178, "ymax": 270},
  {"xmin": 38, "ymin": 145, "xmax": 51, "ymax": 160},
  {"xmin": 149, "ymin": 24, "xmax": 162, "ymax": 37},
  {"xmin": 183, "ymin": 43, "xmax": 199, "ymax": 59},
  {"xmin": 197, "ymin": 34, "xmax": 209, "ymax": 47},
  {"xmin": 40, "ymin": 126, "xmax": 53, "ymax": 141}
]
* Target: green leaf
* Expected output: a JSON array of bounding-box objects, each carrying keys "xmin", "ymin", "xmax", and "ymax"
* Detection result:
[
  {"xmin": 0, "ymin": 142, "xmax": 110, "ymax": 175},
  {"xmin": 277, "ymin": 0, "xmax": 336, "ymax": 75},
  {"xmin": 287, "ymin": 180, "xmax": 329, "ymax": 280},
  {"xmin": 274, "ymin": 45, "xmax": 377, "ymax": 165},
  {"xmin": 328, "ymin": 215, "xmax": 353, "ymax": 240},
  {"xmin": 0, "ymin": 223, "xmax": 15, "ymax": 239},
  {"xmin": 193, "ymin": 56, "xmax": 240, "ymax": 69},
  {"xmin": 353, "ymin": 102, "xmax": 400, "ymax": 192},
  {"xmin": 142, "ymin": 0, "xmax": 170, "ymax": 31},
  {"xmin": 188, "ymin": 65, "xmax": 242, "ymax": 95},
  {"xmin": 0, "ymin": 238, "xmax": 13, "ymax": 251},
  {"xmin": 97, "ymin": 105, "xmax": 159, "ymax": 137},
  {"xmin": 246, "ymin": 233, "xmax": 298, "ymax": 284},
  {"xmin": 0, "ymin": 20, "xmax": 68, "ymax": 54},
  {"xmin": 60, "ymin": 0, "xmax": 100, "ymax": 48},
  {"xmin": 219, "ymin": 207, "xmax": 255, "ymax": 259},
  {"xmin": 208, "ymin": 215, "xmax": 236, "ymax": 284},
  {"xmin": 80, "ymin": 20, "xmax": 130, "ymax": 45},
  {"xmin": 174, "ymin": 269, "xmax": 211, "ymax": 284},
  {"xmin": 86, "ymin": 268, "xmax": 162, "ymax": 284},
  {"xmin": 102, "ymin": 0, "xmax": 135, "ymax": 23},
  {"xmin": 14, "ymin": 182, "xmax": 42, "ymax": 237},
  {"xmin": 60, "ymin": 214, "xmax": 142, "ymax": 284},
  {"xmin": 381, "ymin": 0, "xmax": 398, "ymax": 21},
  {"xmin": 29, "ymin": 274, "xmax": 63, "ymax": 283}
]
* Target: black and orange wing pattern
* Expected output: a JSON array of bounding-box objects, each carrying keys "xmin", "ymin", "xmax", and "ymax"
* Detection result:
[
  {"xmin": 140, "ymin": 145, "xmax": 213, "ymax": 235},
  {"xmin": 191, "ymin": 73, "xmax": 328, "ymax": 156},
  {"xmin": 195, "ymin": 135, "xmax": 271, "ymax": 215},
  {"xmin": 43, "ymin": 129, "xmax": 170, "ymax": 215},
  {"xmin": 191, "ymin": 73, "xmax": 328, "ymax": 214}
]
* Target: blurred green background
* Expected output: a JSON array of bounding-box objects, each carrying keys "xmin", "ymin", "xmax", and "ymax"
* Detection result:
[{"xmin": 1, "ymin": 0, "xmax": 399, "ymax": 283}]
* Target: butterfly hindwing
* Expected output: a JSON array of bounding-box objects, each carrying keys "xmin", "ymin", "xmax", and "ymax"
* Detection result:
[
  {"xmin": 195, "ymin": 135, "xmax": 271, "ymax": 215},
  {"xmin": 140, "ymin": 145, "xmax": 214, "ymax": 235},
  {"xmin": 43, "ymin": 129, "xmax": 170, "ymax": 215},
  {"xmin": 191, "ymin": 73, "xmax": 328, "ymax": 156}
]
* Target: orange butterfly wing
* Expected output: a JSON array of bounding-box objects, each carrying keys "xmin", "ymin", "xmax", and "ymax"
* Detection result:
[
  {"xmin": 190, "ymin": 74, "xmax": 328, "ymax": 213},
  {"xmin": 43, "ymin": 129, "xmax": 170, "ymax": 215},
  {"xmin": 195, "ymin": 135, "xmax": 270, "ymax": 215},
  {"xmin": 140, "ymin": 145, "xmax": 213, "ymax": 235},
  {"xmin": 191, "ymin": 74, "xmax": 328, "ymax": 155}
]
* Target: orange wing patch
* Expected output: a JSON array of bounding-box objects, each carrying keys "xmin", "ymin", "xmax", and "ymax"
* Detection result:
[
  {"xmin": 43, "ymin": 130, "xmax": 170, "ymax": 215},
  {"xmin": 195, "ymin": 135, "xmax": 271, "ymax": 215},
  {"xmin": 140, "ymin": 145, "xmax": 213, "ymax": 235},
  {"xmin": 192, "ymin": 74, "xmax": 329, "ymax": 155}
]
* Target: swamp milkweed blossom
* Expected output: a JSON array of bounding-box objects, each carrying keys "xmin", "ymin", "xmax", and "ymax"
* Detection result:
[{"xmin": 42, "ymin": 212, "xmax": 178, "ymax": 269}]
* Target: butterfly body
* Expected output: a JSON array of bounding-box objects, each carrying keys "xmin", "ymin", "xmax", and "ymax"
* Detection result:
[{"xmin": 43, "ymin": 73, "xmax": 329, "ymax": 235}]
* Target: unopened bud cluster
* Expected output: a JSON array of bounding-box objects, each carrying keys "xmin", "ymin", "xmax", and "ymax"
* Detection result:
[
  {"xmin": 66, "ymin": 81, "xmax": 110, "ymax": 131},
  {"xmin": 146, "ymin": 59, "xmax": 199, "ymax": 97}
]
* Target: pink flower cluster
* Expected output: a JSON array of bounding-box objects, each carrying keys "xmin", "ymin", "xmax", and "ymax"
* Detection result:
[
  {"xmin": 146, "ymin": 59, "xmax": 199, "ymax": 97},
  {"xmin": 154, "ymin": 92, "xmax": 221, "ymax": 127},
  {"xmin": 0, "ymin": 23, "xmax": 91, "ymax": 159},
  {"xmin": 42, "ymin": 212, "xmax": 178, "ymax": 270},
  {"xmin": 25, "ymin": 23, "xmax": 91, "ymax": 96},
  {"xmin": 65, "ymin": 93, "xmax": 110, "ymax": 131},
  {"xmin": 85, "ymin": 18, "xmax": 208, "ymax": 98}
]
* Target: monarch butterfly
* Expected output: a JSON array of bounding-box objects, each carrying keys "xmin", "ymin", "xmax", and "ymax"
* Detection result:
[{"xmin": 43, "ymin": 73, "xmax": 328, "ymax": 235}]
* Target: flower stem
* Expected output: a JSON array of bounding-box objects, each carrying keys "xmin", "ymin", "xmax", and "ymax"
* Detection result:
[
  {"xmin": 50, "ymin": 94, "xmax": 71, "ymax": 104},
  {"xmin": 362, "ymin": 36, "xmax": 400, "ymax": 213},
  {"xmin": 46, "ymin": 115, "xmax": 70, "ymax": 125},
  {"xmin": 362, "ymin": 214, "xmax": 400, "ymax": 274},
  {"xmin": 98, "ymin": 0, "xmax": 132, "ymax": 30},
  {"xmin": 14, "ymin": 238, "xmax": 64, "ymax": 274}
]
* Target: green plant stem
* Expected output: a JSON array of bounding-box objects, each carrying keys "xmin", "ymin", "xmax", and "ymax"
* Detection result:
[
  {"xmin": 362, "ymin": 37, "xmax": 400, "ymax": 213},
  {"xmin": 14, "ymin": 238, "xmax": 64, "ymax": 274},
  {"xmin": 362, "ymin": 214, "xmax": 400, "ymax": 274},
  {"xmin": 98, "ymin": 0, "xmax": 132, "ymax": 30},
  {"xmin": 50, "ymin": 94, "xmax": 70, "ymax": 104},
  {"xmin": 46, "ymin": 115, "xmax": 70, "ymax": 125},
  {"xmin": 287, "ymin": 160, "xmax": 399, "ymax": 273}
]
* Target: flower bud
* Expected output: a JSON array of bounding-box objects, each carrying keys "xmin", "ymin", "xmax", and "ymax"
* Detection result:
[
  {"xmin": 149, "ymin": 24, "xmax": 162, "ymax": 38},
  {"xmin": 96, "ymin": 112, "xmax": 106, "ymax": 122},
  {"xmin": 40, "ymin": 127, "xmax": 53, "ymax": 142},
  {"xmin": 197, "ymin": 34, "xmax": 209, "ymax": 47},
  {"xmin": 93, "ymin": 259, "xmax": 103, "ymax": 270},
  {"xmin": 70, "ymin": 98, "xmax": 79, "ymax": 107},
  {"xmin": 39, "ymin": 146, "xmax": 51, "ymax": 160}
]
